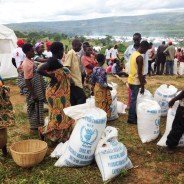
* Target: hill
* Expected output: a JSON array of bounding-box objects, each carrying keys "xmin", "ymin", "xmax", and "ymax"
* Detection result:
[{"xmin": 5, "ymin": 12, "xmax": 184, "ymax": 37}]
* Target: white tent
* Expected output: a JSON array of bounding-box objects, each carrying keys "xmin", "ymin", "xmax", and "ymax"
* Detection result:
[{"xmin": 0, "ymin": 24, "xmax": 18, "ymax": 79}]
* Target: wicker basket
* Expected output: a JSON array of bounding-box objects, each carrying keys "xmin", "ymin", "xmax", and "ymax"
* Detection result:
[{"xmin": 10, "ymin": 139, "xmax": 48, "ymax": 168}]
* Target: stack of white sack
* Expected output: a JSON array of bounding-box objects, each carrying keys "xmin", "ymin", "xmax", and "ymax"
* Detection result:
[
  {"xmin": 154, "ymin": 84, "xmax": 177, "ymax": 116},
  {"xmin": 95, "ymin": 126, "xmax": 133, "ymax": 182},
  {"xmin": 174, "ymin": 58, "xmax": 178, "ymax": 75},
  {"xmin": 137, "ymin": 99, "xmax": 161, "ymax": 143},
  {"xmin": 108, "ymin": 82, "xmax": 119, "ymax": 121},
  {"xmin": 50, "ymin": 141, "xmax": 68, "ymax": 158},
  {"xmin": 157, "ymin": 100, "xmax": 184, "ymax": 146},
  {"xmin": 117, "ymin": 101, "xmax": 127, "ymax": 114},
  {"xmin": 136, "ymin": 89, "xmax": 153, "ymax": 110},
  {"xmin": 178, "ymin": 62, "xmax": 184, "ymax": 75},
  {"xmin": 54, "ymin": 103, "xmax": 107, "ymax": 167}
]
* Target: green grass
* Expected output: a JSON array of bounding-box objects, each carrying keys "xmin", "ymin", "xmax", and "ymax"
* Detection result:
[{"xmin": 1, "ymin": 75, "xmax": 184, "ymax": 184}]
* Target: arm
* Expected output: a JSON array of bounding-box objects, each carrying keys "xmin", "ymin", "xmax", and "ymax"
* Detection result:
[
  {"xmin": 136, "ymin": 55, "xmax": 145, "ymax": 94},
  {"xmin": 169, "ymin": 90, "xmax": 184, "ymax": 107},
  {"xmin": 25, "ymin": 79, "xmax": 38, "ymax": 101},
  {"xmin": 35, "ymin": 57, "xmax": 47, "ymax": 63},
  {"xmin": 12, "ymin": 58, "xmax": 17, "ymax": 68}
]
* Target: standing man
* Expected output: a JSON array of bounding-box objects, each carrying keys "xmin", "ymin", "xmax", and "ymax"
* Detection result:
[
  {"xmin": 164, "ymin": 41, "xmax": 176, "ymax": 75},
  {"xmin": 124, "ymin": 33, "xmax": 148, "ymax": 75},
  {"xmin": 147, "ymin": 42, "xmax": 155, "ymax": 76},
  {"xmin": 156, "ymin": 41, "xmax": 167, "ymax": 75},
  {"xmin": 12, "ymin": 39, "xmax": 26, "ymax": 95},
  {"xmin": 64, "ymin": 39, "xmax": 86, "ymax": 106},
  {"xmin": 105, "ymin": 46, "xmax": 111, "ymax": 65},
  {"xmin": 110, "ymin": 45, "xmax": 120, "ymax": 60},
  {"xmin": 127, "ymin": 41, "xmax": 149, "ymax": 124}
]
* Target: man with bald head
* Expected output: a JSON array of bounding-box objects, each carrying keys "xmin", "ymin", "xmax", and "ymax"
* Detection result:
[{"xmin": 64, "ymin": 39, "xmax": 86, "ymax": 106}]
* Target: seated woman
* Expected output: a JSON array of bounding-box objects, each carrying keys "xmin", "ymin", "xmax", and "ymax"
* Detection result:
[
  {"xmin": 91, "ymin": 54, "xmax": 112, "ymax": 118},
  {"xmin": 37, "ymin": 42, "xmax": 75, "ymax": 142}
]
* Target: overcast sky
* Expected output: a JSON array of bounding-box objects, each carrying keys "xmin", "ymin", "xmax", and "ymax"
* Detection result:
[{"xmin": 1, "ymin": 0, "xmax": 184, "ymax": 24}]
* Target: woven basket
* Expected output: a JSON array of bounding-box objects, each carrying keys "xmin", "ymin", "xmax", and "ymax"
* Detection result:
[{"xmin": 10, "ymin": 139, "xmax": 48, "ymax": 168}]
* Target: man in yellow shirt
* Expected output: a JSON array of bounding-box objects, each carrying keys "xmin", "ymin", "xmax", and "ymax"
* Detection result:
[
  {"xmin": 127, "ymin": 41, "xmax": 149, "ymax": 124},
  {"xmin": 64, "ymin": 39, "xmax": 86, "ymax": 106}
]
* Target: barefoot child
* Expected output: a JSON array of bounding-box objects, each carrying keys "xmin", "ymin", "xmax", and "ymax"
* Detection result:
[{"xmin": 91, "ymin": 54, "xmax": 112, "ymax": 118}]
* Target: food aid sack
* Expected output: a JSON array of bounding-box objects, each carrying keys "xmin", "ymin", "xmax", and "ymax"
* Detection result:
[
  {"xmin": 179, "ymin": 62, "xmax": 184, "ymax": 75},
  {"xmin": 173, "ymin": 58, "xmax": 178, "ymax": 75},
  {"xmin": 95, "ymin": 126, "xmax": 133, "ymax": 182},
  {"xmin": 157, "ymin": 100, "xmax": 184, "ymax": 146},
  {"xmin": 154, "ymin": 84, "xmax": 177, "ymax": 116},
  {"xmin": 137, "ymin": 99, "xmax": 161, "ymax": 143},
  {"xmin": 136, "ymin": 89, "xmax": 153, "ymax": 109},
  {"xmin": 50, "ymin": 141, "xmax": 69, "ymax": 158},
  {"xmin": 108, "ymin": 89, "xmax": 119, "ymax": 121},
  {"xmin": 55, "ymin": 103, "xmax": 107, "ymax": 167},
  {"xmin": 117, "ymin": 101, "xmax": 127, "ymax": 114}
]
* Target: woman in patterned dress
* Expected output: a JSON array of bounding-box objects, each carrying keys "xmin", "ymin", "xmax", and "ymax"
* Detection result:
[
  {"xmin": 37, "ymin": 42, "xmax": 74, "ymax": 142},
  {"xmin": 91, "ymin": 54, "xmax": 112, "ymax": 118}
]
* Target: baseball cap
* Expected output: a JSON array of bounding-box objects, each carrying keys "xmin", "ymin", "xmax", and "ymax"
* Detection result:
[
  {"xmin": 35, "ymin": 41, "xmax": 44, "ymax": 49},
  {"xmin": 46, "ymin": 41, "xmax": 52, "ymax": 47},
  {"xmin": 17, "ymin": 39, "xmax": 25, "ymax": 45},
  {"xmin": 168, "ymin": 40, "xmax": 172, "ymax": 45}
]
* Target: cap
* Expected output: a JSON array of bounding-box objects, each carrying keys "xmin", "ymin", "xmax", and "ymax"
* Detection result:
[
  {"xmin": 35, "ymin": 42, "xmax": 44, "ymax": 49},
  {"xmin": 46, "ymin": 41, "xmax": 52, "ymax": 47},
  {"xmin": 17, "ymin": 39, "xmax": 25, "ymax": 45}
]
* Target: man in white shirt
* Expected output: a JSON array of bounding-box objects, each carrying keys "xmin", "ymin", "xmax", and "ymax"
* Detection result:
[
  {"xmin": 105, "ymin": 46, "xmax": 111, "ymax": 65},
  {"xmin": 110, "ymin": 45, "xmax": 120, "ymax": 60},
  {"xmin": 12, "ymin": 39, "xmax": 26, "ymax": 95},
  {"xmin": 12, "ymin": 39, "xmax": 25, "ymax": 69},
  {"xmin": 124, "ymin": 33, "xmax": 148, "ymax": 75}
]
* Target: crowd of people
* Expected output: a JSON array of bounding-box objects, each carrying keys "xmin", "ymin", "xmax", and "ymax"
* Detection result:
[{"xmin": 0, "ymin": 33, "xmax": 184, "ymax": 154}]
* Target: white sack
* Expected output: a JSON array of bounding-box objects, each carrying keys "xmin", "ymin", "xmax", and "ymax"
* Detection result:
[
  {"xmin": 95, "ymin": 126, "xmax": 133, "ymax": 181},
  {"xmin": 154, "ymin": 84, "xmax": 177, "ymax": 116},
  {"xmin": 174, "ymin": 58, "xmax": 178, "ymax": 75},
  {"xmin": 178, "ymin": 62, "xmax": 184, "ymax": 75},
  {"xmin": 117, "ymin": 101, "xmax": 127, "ymax": 114},
  {"xmin": 50, "ymin": 141, "xmax": 69, "ymax": 158},
  {"xmin": 55, "ymin": 105, "xmax": 107, "ymax": 167},
  {"xmin": 136, "ymin": 89, "xmax": 153, "ymax": 108},
  {"xmin": 157, "ymin": 101, "xmax": 184, "ymax": 146},
  {"xmin": 137, "ymin": 99, "xmax": 161, "ymax": 143}
]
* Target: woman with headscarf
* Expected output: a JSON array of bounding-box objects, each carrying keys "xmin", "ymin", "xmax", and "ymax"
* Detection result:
[
  {"xmin": 37, "ymin": 42, "xmax": 74, "ymax": 142},
  {"xmin": 33, "ymin": 41, "xmax": 48, "ymax": 65},
  {"xmin": 20, "ymin": 44, "xmax": 46, "ymax": 131}
]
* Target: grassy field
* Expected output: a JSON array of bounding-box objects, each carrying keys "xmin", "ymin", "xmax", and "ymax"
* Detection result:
[{"xmin": 0, "ymin": 75, "xmax": 184, "ymax": 184}]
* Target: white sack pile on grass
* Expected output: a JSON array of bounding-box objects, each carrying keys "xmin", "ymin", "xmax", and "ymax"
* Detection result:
[
  {"xmin": 95, "ymin": 126, "xmax": 133, "ymax": 181},
  {"xmin": 54, "ymin": 103, "xmax": 107, "ymax": 167},
  {"xmin": 157, "ymin": 100, "xmax": 184, "ymax": 147},
  {"xmin": 154, "ymin": 84, "xmax": 177, "ymax": 116},
  {"xmin": 137, "ymin": 99, "xmax": 161, "ymax": 143}
]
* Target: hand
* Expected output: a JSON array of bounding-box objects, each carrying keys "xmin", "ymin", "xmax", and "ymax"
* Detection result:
[
  {"xmin": 168, "ymin": 99, "xmax": 175, "ymax": 108},
  {"xmin": 50, "ymin": 75, "xmax": 58, "ymax": 87},
  {"xmin": 140, "ymin": 87, "xmax": 144, "ymax": 94},
  {"xmin": 32, "ymin": 94, "xmax": 39, "ymax": 102}
]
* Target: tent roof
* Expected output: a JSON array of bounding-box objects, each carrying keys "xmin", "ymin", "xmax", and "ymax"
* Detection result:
[{"xmin": 0, "ymin": 24, "xmax": 17, "ymax": 40}]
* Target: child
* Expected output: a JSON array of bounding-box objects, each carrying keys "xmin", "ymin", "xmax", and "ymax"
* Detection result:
[
  {"xmin": 91, "ymin": 54, "xmax": 112, "ymax": 118},
  {"xmin": 164, "ymin": 89, "xmax": 184, "ymax": 153},
  {"xmin": 106, "ymin": 62, "xmax": 113, "ymax": 74}
]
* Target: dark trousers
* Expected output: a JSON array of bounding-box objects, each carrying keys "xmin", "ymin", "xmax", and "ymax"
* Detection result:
[
  {"xmin": 166, "ymin": 60, "xmax": 174, "ymax": 75},
  {"xmin": 156, "ymin": 60, "xmax": 165, "ymax": 75},
  {"xmin": 166, "ymin": 105, "xmax": 184, "ymax": 148},
  {"xmin": 70, "ymin": 86, "xmax": 86, "ymax": 106},
  {"xmin": 148, "ymin": 60, "xmax": 154, "ymax": 75},
  {"xmin": 128, "ymin": 84, "xmax": 141, "ymax": 122}
]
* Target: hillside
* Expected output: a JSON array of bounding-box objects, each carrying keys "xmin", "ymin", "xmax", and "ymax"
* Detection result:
[{"xmin": 5, "ymin": 12, "xmax": 184, "ymax": 37}]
